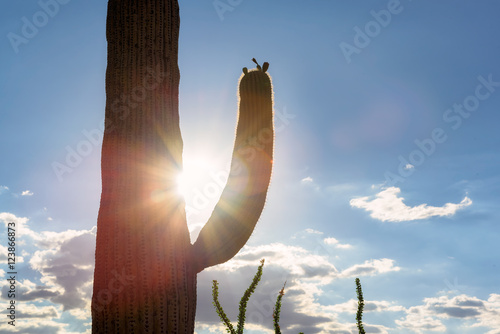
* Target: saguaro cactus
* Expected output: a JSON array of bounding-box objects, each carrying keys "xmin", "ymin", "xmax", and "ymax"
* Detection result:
[{"xmin": 91, "ymin": 1, "xmax": 274, "ymax": 333}]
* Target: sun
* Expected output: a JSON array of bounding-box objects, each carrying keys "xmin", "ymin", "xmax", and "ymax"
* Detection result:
[
  {"xmin": 175, "ymin": 153, "xmax": 228, "ymax": 203},
  {"xmin": 175, "ymin": 171, "xmax": 189, "ymax": 199}
]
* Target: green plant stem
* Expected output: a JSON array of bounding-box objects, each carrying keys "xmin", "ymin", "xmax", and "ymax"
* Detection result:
[
  {"xmin": 272, "ymin": 281, "xmax": 286, "ymax": 334},
  {"xmin": 212, "ymin": 280, "xmax": 236, "ymax": 334},
  {"xmin": 237, "ymin": 259, "xmax": 265, "ymax": 334},
  {"xmin": 355, "ymin": 278, "xmax": 366, "ymax": 334}
]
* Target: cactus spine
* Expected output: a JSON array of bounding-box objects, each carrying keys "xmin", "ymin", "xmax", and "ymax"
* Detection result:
[{"xmin": 91, "ymin": 1, "xmax": 274, "ymax": 333}]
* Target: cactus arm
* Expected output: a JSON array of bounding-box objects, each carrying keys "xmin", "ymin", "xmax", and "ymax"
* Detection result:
[{"xmin": 192, "ymin": 61, "xmax": 274, "ymax": 272}]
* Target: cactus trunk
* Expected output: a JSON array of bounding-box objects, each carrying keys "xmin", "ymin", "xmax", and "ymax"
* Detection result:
[{"xmin": 91, "ymin": 1, "xmax": 274, "ymax": 333}]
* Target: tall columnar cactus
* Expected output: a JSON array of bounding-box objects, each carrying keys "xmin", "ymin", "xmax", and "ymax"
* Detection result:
[{"xmin": 91, "ymin": 1, "xmax": 274, "ymax": 333}]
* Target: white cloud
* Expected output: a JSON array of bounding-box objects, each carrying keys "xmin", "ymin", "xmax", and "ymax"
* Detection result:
[
  {"xmin": 324, "ymin": 237, "xmax": 352, "ymax": 249},
  {"xmin": 0, "ymin": 312, "xmax": 83, "ymax": 334},
  {"xmin": 329, "ymin": 299, "xmax": 405, "ymax": 319},
  {"xmin": 0, "ymin": 212, "xmax": 38, "ymax": 239},
  {"xmin": 396, "ymin": 309, "xmax": 447, "ymax": 333},
  {"xmin": 340, "ymin": 258, "xmax": 400, "ymax": 278},
  {"xmin": 1, "ymin": 279, "xmax": 59, "ymax": 302},
  {"xmin": 305, "ymin": 228, "xmax": 323, "ymax": 235},
  {"xmin": 473, "ymin": 294, "xmax": 500, "ymax": 334},
  {"xmin": 197, "ymin": 240, "xmax": 402, "ymax": 333},
  {"xmin": 197, "ymin": 243, "xmax": 340, "ymax": 333},
  {"xmin": 3, "ymin": 211, "xmax": 497, "ymax": 334},
  {"xmin": 21, "ymin": 190, "xmax": 34, "ymax": 196},
  {"xmin": 0, "ymin": 244, "xmax": 7, "ymax": 261},
  {"xmin": 194, "ymin": 323, "xmax": 245, "ymax": 334},
  {"xmin": 29, "ymin": 229, "xmax": 96, "ymax": 311},
  {"xmin": 0, "ymin": 212, "xmax": 96, "ymax": 315},
  {"xmin": 209, "ymin": 243, "xmax": 339, "ymax": 281},
  {"xmin": 404, "ymin": 163, "xmax": 415, "ymax": 170},
  {"xmin": 300, "ymin": 176, "xmax": 321, "ymax": 191},
  {"xmin": 0, "ymin": 185, "xmax": 8, "ymax": 194},
  {"xmin": 301, "ymin": 176, "xmax": 314, "ymax": 183},
  {"xmin": 395, "ymin": 293, "xmax": 500, "ymax": 334},
  {"xmin": 350, "ymin": 187, "xmax": 472, "ymax": 222}
]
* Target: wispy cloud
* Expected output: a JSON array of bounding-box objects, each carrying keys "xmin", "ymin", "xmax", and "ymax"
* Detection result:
[
  {"xmin": 350, "ymin": 187, "xmax": 472, "ymax": 222},
  {"xmin": 0, "ymin": 185, "xmax": 8, "ymax": 194},
  {"xmin": 324, "ymin": 237, "xmax": 352, "ymax": 249},
  {"xmin": 21, "ymin": 190, "xmax": 34, "ymax": 196},
  {"xmin": 304, "ymin": 228, "xmax": 323, "ymax": 235},
  {"xmin": 300, "ymin": 176, "xmax": 320, "ymax": 191},
  {"xmin": 301, "ymin": 176, "xmax": 314, "ymax": 184},
  {"xmin": 340, "ymin": 258, "xmax": 400, "ymax": 278}
]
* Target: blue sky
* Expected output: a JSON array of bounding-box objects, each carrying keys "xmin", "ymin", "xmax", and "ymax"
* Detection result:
[{"xmin": 1, "ymin": 0, "xmax": 500, "ymax": 333}]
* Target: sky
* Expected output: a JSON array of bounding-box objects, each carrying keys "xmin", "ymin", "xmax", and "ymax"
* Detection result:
[{"xmin": 1, "ymin": 0, "xmax": 500, "ymax": 333}]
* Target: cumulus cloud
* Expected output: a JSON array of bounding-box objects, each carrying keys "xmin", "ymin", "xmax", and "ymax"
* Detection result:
[
  {"xmin": 350, "ymin": 187, "xmax": 472, "ymax": 222},
  {"xmin": 0, "ymin": 317, "xmax": 81, "ymax": 334},
  {"xmin": 4, "ymin": 211, "xmax": 498, "ymax": 334},
  {"xmin": 197, "ymin": 240, "xmax": 402, "ymax": 333},
  {"xmin": 0, "ymin": 244, "xmax": 8, "ymax": 261},
  {"xmin": 0, "ymin": 212, "xmax": 38, "ymax": 240},
  {"xmin": 29, "ymin": 229, "xmax": 96, "ymax": 311},
  {"xmin": 396, "ymin": 294, "xmax": 500, "ymax": 334},
  {"xmin": 1, "ymin": 279, "xmax": 59, "ymax": 302},
  {"xmin": 21, "ymin": 190, "xmax": 34, "ymax": 196},
  {"xmin": 0, "ymin": 211, "xmax": 96, "ymax": 332},
  {"xmin": 16, "ymin": 303, "xmax": 59, "ymax": 319},
  {"xmin": 473, "ymin": 294, "xmax": 500, "ymax": 334},
  {"xmin": 330, "ymin": 299, "xmax": 404, "ymax": 314},
  {"xmin": 210, "ymin": 243, "xmax": 339, "ymax": 281},
  {"xmin": 0, "ymin": 301, "xmax": 84, "ymax": 334}
]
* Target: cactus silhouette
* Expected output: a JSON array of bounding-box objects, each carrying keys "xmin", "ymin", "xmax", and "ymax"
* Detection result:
[{"xmin": 91, "ymin": 1, "xmax": 274, "ymax": 333}]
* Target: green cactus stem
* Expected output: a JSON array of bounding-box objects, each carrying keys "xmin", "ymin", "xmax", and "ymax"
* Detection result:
[{"xmin": 91, "ymin": 1, "xmax": 274, "ymax": 333}]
